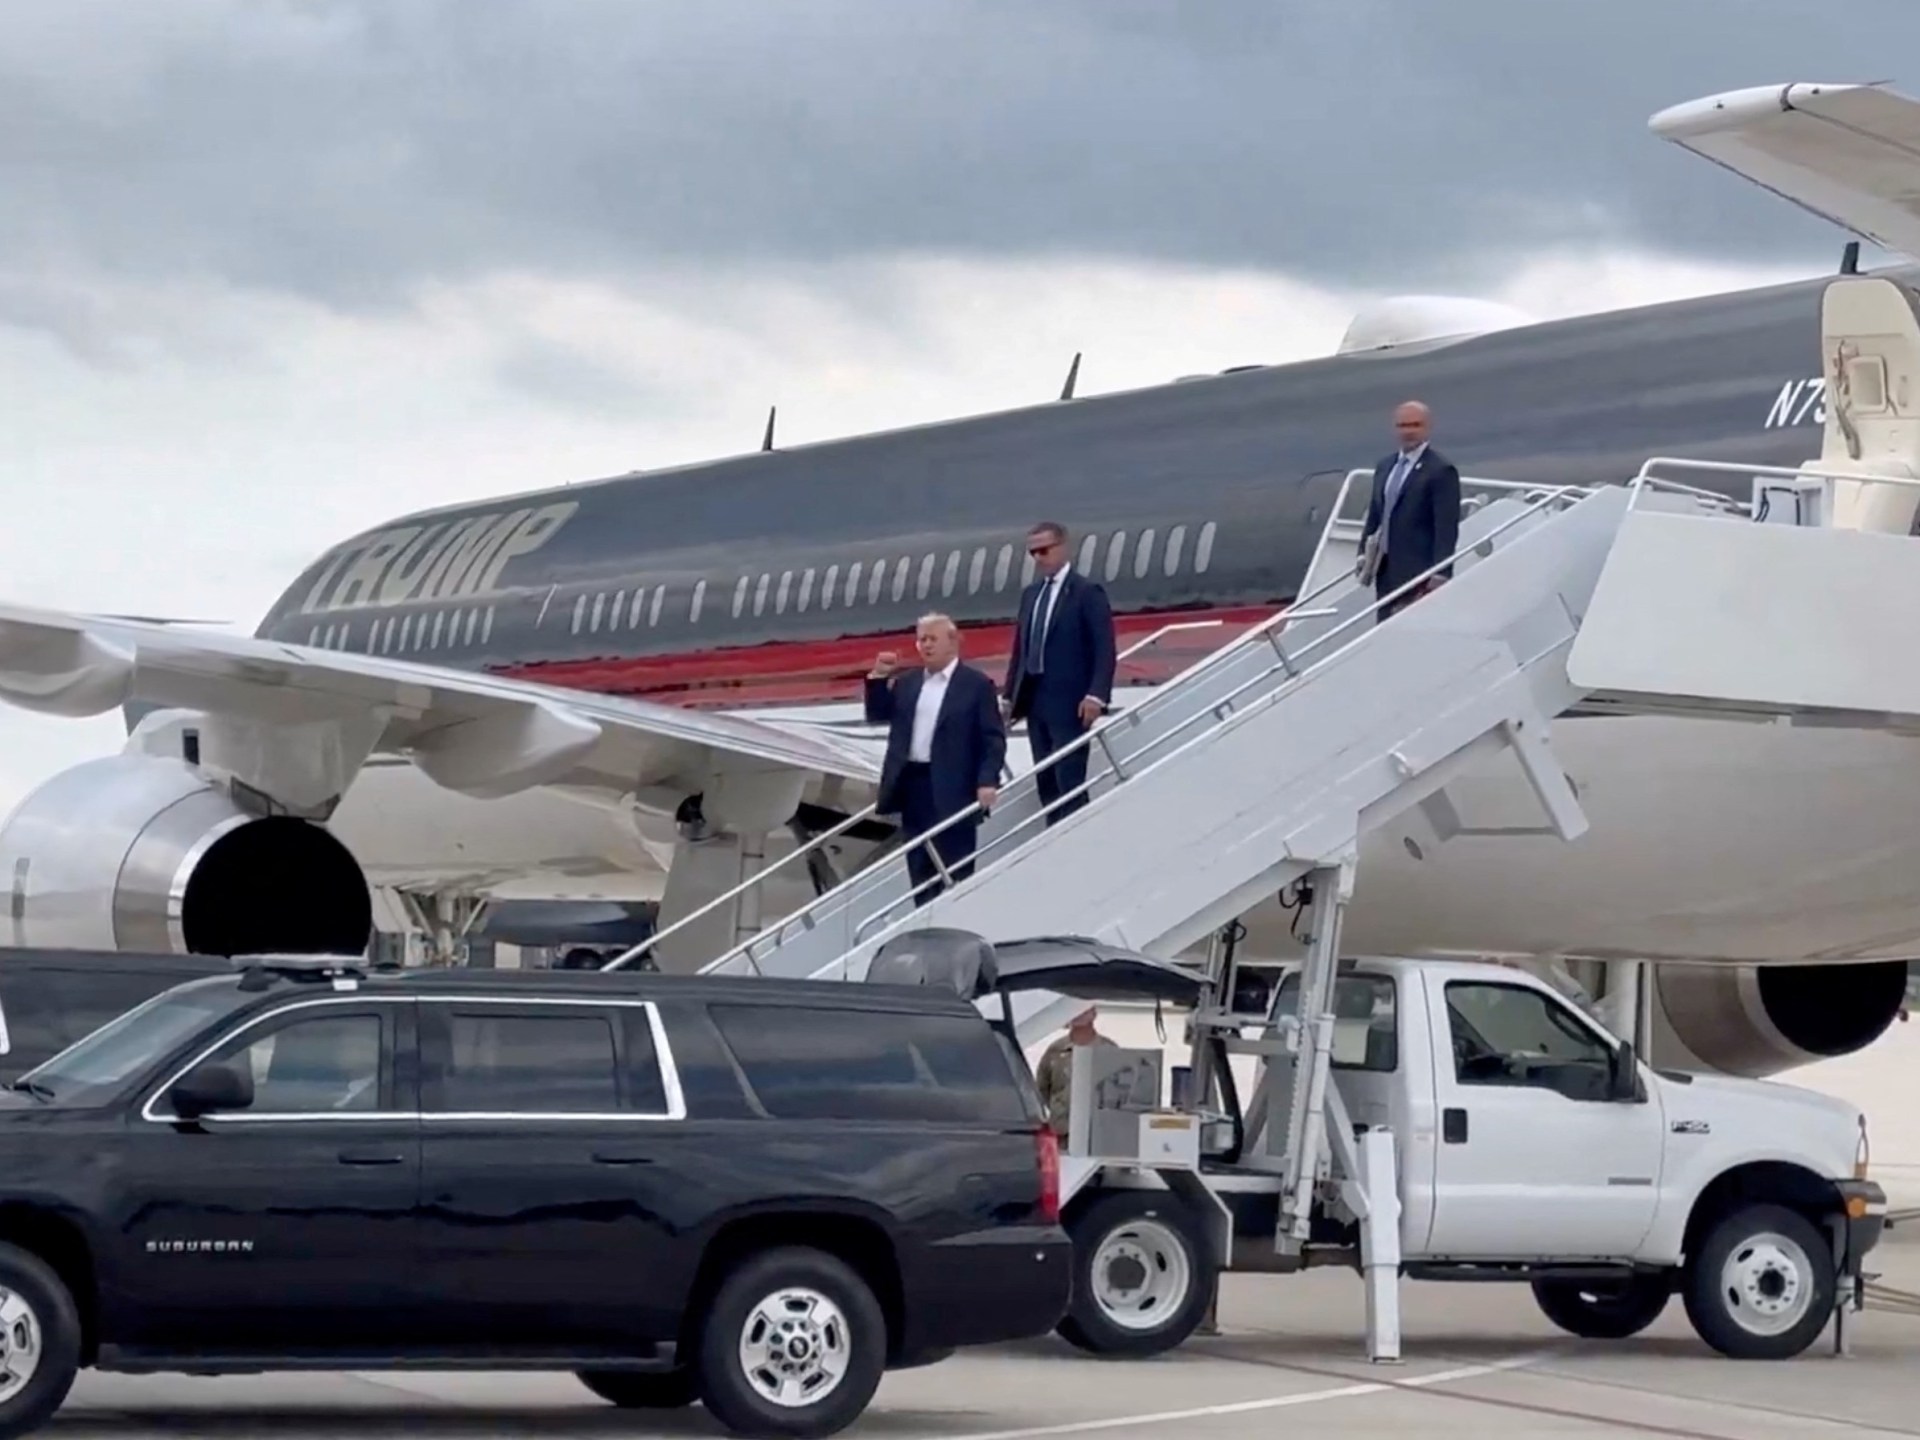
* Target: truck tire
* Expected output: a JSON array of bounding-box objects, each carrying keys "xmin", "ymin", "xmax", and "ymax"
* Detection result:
[
  {"xmin": 1682, "ymin": 1202, "xmax": 1835, "ymax": 1359},
  {"xmin": 1530, "ymin": 1274, "xmax": 1670, "ymax": 1339},
  {"xmin": 0, "ymin": 1241, "xmax": 81, "ymax": 1440},
  {"xmin": 574, "ymin": 1367, "xmax": 700, "ymax": 1408},
  {"xmin": 694, "ymin": 1246, "xmax": 887, "ymax": 1439},
  {"xmin": 1057, "ymin": 1190, "xmax": 1213, "ymax": 1358}
]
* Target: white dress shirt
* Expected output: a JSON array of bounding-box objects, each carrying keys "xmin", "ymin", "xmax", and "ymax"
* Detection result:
[{"xmin": 909, "ymin": 658, "xmax": 957, "ymax": 762}]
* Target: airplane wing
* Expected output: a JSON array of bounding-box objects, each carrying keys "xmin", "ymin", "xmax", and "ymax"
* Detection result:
[
  {"xmin": 1649, "ymin": 83, "xmax": 1920, "ymax": 264},
  {"xmin": 0, "ymin": 601, "xmax": 878, "ymax": 812}
]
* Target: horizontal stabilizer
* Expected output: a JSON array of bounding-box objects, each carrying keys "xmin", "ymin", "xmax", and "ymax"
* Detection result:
[{"xmin": 1649, "ymin": 82, "xmax": 1920, "ymax": 265}]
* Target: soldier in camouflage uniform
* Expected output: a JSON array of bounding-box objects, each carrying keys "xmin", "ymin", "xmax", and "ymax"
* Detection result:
[{"xmin": 1036, "ymin": 1006, "xmax": 1112, "ymax": 1141}]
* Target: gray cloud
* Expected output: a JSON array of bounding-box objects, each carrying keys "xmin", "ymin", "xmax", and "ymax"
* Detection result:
[{"xmin": 0, "ymin": 0, "xmax": 1909, "ymax": 323}]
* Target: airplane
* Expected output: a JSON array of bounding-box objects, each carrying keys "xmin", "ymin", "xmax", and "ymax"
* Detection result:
[{"xmin": 0, "ymin": 80, "xmax": 1917, "ymax": 1089}]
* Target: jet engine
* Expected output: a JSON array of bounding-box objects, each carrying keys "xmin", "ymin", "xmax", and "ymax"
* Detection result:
[
  {"xmin": 1652, "ymin": 960, "xmax": 1910, "ymax": 1078},
  {"xmin": 0, "ymin": 754, "xmax": 372, "ymax": 956}
]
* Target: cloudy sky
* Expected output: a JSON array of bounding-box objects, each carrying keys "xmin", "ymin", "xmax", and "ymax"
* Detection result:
[{"xmin": 2, "ymin": 0, "xmax": 1913, "ymax": 807}]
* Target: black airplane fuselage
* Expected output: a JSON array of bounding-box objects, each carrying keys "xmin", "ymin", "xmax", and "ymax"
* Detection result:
[{"xmin": 254, "ymin": 268, "xmax": 1862, "ymax": 708}]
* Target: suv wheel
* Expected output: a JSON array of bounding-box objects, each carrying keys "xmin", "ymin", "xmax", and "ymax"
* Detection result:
[
  {"xmin": 695, "ymin": 1247, "xmax": 886, "ymax": 1439},
  {"xmin": 1057, "ymin": 1191, "xmax": 1213, "ymax": 1358},
  {"xmin": 1682, "ymin": 1202, "xmax": 1835, "ymax": 1359},
  {"xmin": 1531, "ymin": 1274, "xmax": 1670, "ymax": 1339},
  {"xmin": 574, "ymin": 1367, "xmax": 700, "ymax": 1409},
  {"xmin": 0, "ymin": 1243, "xmax": 81, "ymax": 1440}
]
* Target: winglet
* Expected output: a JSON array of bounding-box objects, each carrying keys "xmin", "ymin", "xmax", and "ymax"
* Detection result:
[{"xmin": 1649, "ymin": 81, "xmax": 1920, "ymax": 265}]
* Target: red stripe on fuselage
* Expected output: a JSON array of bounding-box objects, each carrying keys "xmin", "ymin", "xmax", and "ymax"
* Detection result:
[{"xmin": 492, "ymin": 603, "xmax": 1285, "ymax": 710}]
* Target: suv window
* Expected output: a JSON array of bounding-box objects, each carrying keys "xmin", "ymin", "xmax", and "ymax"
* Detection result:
[
  {"xmin": 1444, "ymin": 981, "xmax": 1615, "ymax": 1102},
  {"xmin": 437, "ymin": 1008, "xmax": 627, "ymax": 1114},
  {"xmin": 1273, "ymin": 972, "xmax": 1397, "ymax": 1072},
  {"xmin": 21, "ymin": 976, "xmax": 251, "ymax": 1104},
  {"xmin": 210, "ymin": 1010, "xmax": 385, "ymax": 1114},
  {"xmin": 708, "ymin": 1003, "xmax": 1029, "ymax": 1124}
]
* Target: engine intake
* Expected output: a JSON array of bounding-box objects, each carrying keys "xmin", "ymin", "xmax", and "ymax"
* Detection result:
[
  {"xmin": 0, "ymin": 754, "xmax": 371, "ymax": 957},
  {"xmin": 1653, "ymin": 960, "xmax": 1909, "ymax": 1078}
]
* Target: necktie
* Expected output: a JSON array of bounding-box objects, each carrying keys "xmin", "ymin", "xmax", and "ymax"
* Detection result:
[
  {"xmin": 1381, "ymin": 454, "xmax": 1413, "ymax": 552},
  {"xmin": 1027, "ymin": 577, "xmax": 1054, "ymax": 675}
]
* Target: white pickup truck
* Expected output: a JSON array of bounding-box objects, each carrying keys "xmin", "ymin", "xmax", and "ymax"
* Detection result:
[{"xmin": 867, "ymin": 936, "xmax": 1888, "ymax": 1365}]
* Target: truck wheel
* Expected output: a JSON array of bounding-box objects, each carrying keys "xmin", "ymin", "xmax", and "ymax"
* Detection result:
[
  {"xmin": 1682, "ymin": 1203, "xmax": 1835, "ymax": 1359},
  {"xmin": 1057, "ymin": 1191, "xmax": 1213, "ymax": 1358},
  {"xmin": 1530, "ymin": 1274, "xmax": 1670, "ymax": 1339},
  {"xmin": 0, "ymin": 1242, "xmax": 81, "ymax": 1440},
  {"xmin": 574, "ymin": 1367, "xmax": 700, "ymax": 1408},
  {"xmin": 694, "ymin": 1246, "xmax": 887, "ymax": 1439}
]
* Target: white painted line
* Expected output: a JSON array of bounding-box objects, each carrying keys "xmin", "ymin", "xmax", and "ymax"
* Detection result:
[{"xmin": 936, "ymin": 1348, "xmax": 1555, "ymax": 1440}]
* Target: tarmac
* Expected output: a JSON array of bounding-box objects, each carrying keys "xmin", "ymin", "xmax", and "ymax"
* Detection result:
[{"xmin": 49, "ymin": 1224, "xmax": 1920, "ymax": 1438}]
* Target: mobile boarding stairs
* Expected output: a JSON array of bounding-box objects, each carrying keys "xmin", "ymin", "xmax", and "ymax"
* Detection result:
[{"xmin": 607, "ymin": 454, "xmax": 1920, "ymax": 1357}]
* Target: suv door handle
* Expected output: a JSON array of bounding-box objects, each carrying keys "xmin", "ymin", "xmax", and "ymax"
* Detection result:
[
  {"xmin": 1442, "ymin": 1107, "xmax": 1468, "ymax": 1144},
  {"xmin": 592, "ymin": 1149, "xmax": 654, "ymax": 1166},
  {"xmin": 337, "ymin": 1147, "xmax": 405, "ymax": 1166}
]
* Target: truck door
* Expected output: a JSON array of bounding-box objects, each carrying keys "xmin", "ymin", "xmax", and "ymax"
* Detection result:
[{"xmin": 1423, "ymin": 976, "xmax": 1664, "ymax": 1260}]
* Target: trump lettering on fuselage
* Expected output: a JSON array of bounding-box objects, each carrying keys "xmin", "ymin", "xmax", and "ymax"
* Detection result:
[{"xmin": 299, "ymin": 502, "xmax": 579, "ymax": 615}]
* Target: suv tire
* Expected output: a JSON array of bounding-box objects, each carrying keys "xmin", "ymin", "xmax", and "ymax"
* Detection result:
[
  {"xmin": 1682, "ymin": 1202, "xmax": 1835, "ymax": 1359},
  {"xmin": 0, "ymin": 1241, "xmax": 82, "ymax": 1440},
  {"xmin": 695, "ymin": 1247, "xmax": 886, "ymax": 1439},
  {"xmin": 1056, "ymin": 1190, "xmax": 1213, "ymax": 1358},
  {"xmin": 575, "ymin": 1367, "xmax": 700, "ymax": 1409},
  {"xmin": 1531, "ymin": 1274, "xmax": 1670, "ymax": 1339}
]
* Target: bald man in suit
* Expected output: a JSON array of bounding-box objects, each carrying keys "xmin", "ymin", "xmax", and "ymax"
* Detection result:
[{"xmin": 1357, "ymin": 401, "xmax": 1462, "ymax": 621}]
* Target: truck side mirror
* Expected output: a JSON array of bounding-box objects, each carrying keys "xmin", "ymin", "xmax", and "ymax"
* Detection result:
[
  {"xmin": 168, "ymin": 1062, "xmax": 254, "ymax": 1120},
  {"xmin": 1608, "ymin": 1042, "xmax": 1642, "ymax": 1103}
]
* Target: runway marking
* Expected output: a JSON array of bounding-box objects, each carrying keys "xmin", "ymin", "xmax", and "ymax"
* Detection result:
[{"xmin": 936, "ymin": 1348, "xmax": 1554, "ymax": 1440}]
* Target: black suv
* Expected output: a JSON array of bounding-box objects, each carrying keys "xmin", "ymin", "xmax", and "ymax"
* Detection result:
[{"xmin": 0, "ymin": 956, "xmax": 1071, "ymax": 1438}]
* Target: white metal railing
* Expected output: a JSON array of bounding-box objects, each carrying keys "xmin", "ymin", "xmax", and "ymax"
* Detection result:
[
  {"xmin": 1628, "ymin": 455, "xmax": 1920, "ymax": 511},
  {"xmin": 600, "ymin": 619, "xmax": 1259, "ymax": 972},
  {"xmin": 705, "ymin": 476, "xmax": 1609, "ymax": 977}
]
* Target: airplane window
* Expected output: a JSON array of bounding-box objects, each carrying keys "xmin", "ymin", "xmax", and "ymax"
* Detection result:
[
  {"xmin": 892, "ymin": 558, "xmax": 910, "ymax": 603},
  {"xmin": 822, "ymin": 564, "xmax": 839, "ymax": 611},
  {"xmin": 913, "ymin": 554, "xmax": 933, "ymax": 601},
  {"xmin": 690, "ymin": 581, "xmax": 706, "ymax": 625},
  {"xmin": 776, "ymin": 571, "xmax": 793, "ymax": 614},
  {"xmin": 365, "ymin": 624, "xmax": 377, "ymax": 652},
  {"xmin": 1135, "ymin": 529, "xmax": 1156, "ymax": 579},
  {"xmin": 623, "ymin": 588, "xmax": 641, "ymax": 627},
  {"xmin": 650, "ymin": 586, "xmax": 667, "ymax": 626},
  {"xmin": 798, "ymin": 568, "xmax": 816, "ymax": 612},
  {"xmin": 590, "ymin": 593, "xmax": 607, "ymax": 633},
  {"xmin": 1196, "ymin": 521, "xmax": 1218, "ymax": 574},
  {"xmin": 868, "ymin": 560, "xmax": 886, "ymax": 605},
  {"xmin": 941, "ymin": 550, "xmax": 960, "ymax": 598},
  {"xmin": 843, "ymin": 562, "xmax": 860, "ymax": 608},
  {"xmin": 968, "ymin": 548, "xmax": 986, "ymax": 595},
  {"xmin": 571, "ymin": 595, "xmax": 587, "ymax": 635},
  {"xmin": 482, "ymin": 607, "xmax": 494, "ymax": 644},
  {"xmin": 1165, "ymin": 524, "xmax": 1187, "ymax": 575},
  {"xmin": 732, "ymin": 576, "xmax": 749, "ymax": 619},
  {"xmin": 1105, "ymin": 531, "xmax": 1127, "ymax": 583},
  {"xmin": 1078, "ymin": 535, "xmax": 1098, "ymax": 572},
  {"xmin": 308, "ymin": 625, "xmax": 321, "ymax": 646},
  {"xmin": 431, "ymin": 611, "xmax": 446, "ymax": 649},
  {"xmin": 401, "ymin": 615, "xmax": 414, "ymax": 650},
  {"xmin": 464, "ymin": 609, "xmax": 478, "ymax": 645},
  {"xmin": 994, "ymin": 543, "xmax": 1013, "ymax": 591},
  {"xmin": 754, "ymin": 573, "xmax": 770, "ymax": 617},
  {"xmin": 611, "ymin": 590, "xmax": 625, "ymax": 627},
  {"xmin": 1021, "ymin": 549, "xmax": 1036, "ymax": 586}
]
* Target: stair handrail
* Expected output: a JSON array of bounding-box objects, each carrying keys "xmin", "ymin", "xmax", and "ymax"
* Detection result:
[
  {"xmin": 600, "ymin": 618, "xmax": 1250, "ymax": 972},
  {"xmin": 706, "ymin": 477, "xmax": 1603, "ymax": 974}
]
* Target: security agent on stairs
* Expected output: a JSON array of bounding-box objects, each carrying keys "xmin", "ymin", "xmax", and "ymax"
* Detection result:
[
  {"xmin": 865, "ymin": 613, "xmax": 1007, "ymax": 907},
  {"xmin": 1003, "ymin": 521, "xmax": 1117, "ymax": 825},
  {"xmin": 1357, "ymin": 401, "xmax": 1462, "ymax": 621}
]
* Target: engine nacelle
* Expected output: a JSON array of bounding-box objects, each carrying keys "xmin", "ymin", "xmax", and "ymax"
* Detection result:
[
  {"xmin": 0, "ymin": 754, "xmax": 372, "ymax": 956},
  {"xmin": 1652, "ymin": 960, "xmax": 1909, "ymax": 1078}
]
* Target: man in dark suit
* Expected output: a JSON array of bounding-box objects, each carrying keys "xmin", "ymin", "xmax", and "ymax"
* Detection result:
[
  {"xmin": 865, "ymin": 613, "xmax": 1006, "ymax": 906},
  {"xmin": 1357, "ymin": 401, "xmax": 1462, "ymax": 621},
  {"xmin": 1002, "ymin": 521, "xmax": 1117, "ymax": 826}
]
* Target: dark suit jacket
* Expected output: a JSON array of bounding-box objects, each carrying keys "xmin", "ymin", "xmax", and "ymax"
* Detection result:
[
  {"xmin": 864, "ymin": 661, "xmax": 1007, "ymax": 822},
  {"xmin": 1002, "ymin": 568, "xmax": 1118, "ymax": 723},
  {"xmin": 1361, "ymin": 445, "xmax": 1462, "ymax": 596}
]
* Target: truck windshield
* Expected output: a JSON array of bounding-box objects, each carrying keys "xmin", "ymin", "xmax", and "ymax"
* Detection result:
[{"xmin": 14, "ymin": 975, "xmax": 249, "ymax": 1104}]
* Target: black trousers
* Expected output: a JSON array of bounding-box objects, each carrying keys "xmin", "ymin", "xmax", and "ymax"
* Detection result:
[
  {"xmin": 1375, "ymin": 573, "xmax": 1434, "ymax": 622},
  {"xmin": 1027, "ymin": 705, "xmax": 1091, "ymax": 826},
  {"xmin": 898, "ymin": 763, "xmax": 980, "ymax": 906}
]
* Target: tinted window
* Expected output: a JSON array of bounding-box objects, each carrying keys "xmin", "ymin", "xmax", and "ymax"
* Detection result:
[
  {"xmin": 211, "ymin": 1011, "xmax": 384, "ymax": 1114},
  {"xmin": 0, "ymin": 964, "xmax": 226, "ymax": 1074},
  {"xmin": 22, "ymin": 976, "xmax": 250, "ymax": 1103},
  {"xmin": 1444, "ymin": 982, "xmax": 1615, "ymax": 1101},
  {"xmin": 709, "ymin": 1004, "xmax": 1028, "ymax": 1123},
  {"xmin": 440, "ymin": 1009, "xmax": 620, "ymax": 1113},
  {"xmin": 1272, "ymin": 972, "xmax": 1398, "ymax": 1072}
]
